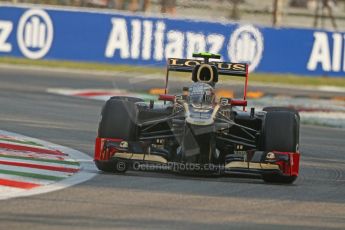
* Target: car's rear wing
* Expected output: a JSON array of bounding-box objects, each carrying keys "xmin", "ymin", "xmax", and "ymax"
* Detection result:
[
  {"xmin": 164, "ymin": 58, "xmax": 249, "ymax": 106},
  {"xmin": 167, "ymin": 58, "xmax": 248, "ymax": 77}
]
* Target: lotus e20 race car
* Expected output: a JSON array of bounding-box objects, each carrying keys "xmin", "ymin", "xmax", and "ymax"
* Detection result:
[{"xmin": 94, "ymin": 52, "xmax": 300, "ymax": 184}]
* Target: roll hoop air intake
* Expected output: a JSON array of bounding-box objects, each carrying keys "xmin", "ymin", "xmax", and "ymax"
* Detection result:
[{"xmin": 192, "ymin": 64, "xmax": 219, "ymax": 84}]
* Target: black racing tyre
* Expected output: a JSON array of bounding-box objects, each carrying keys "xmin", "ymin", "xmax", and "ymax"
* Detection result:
[
  {"xmin": 96, "ymin": 98, "xmax": 138, "ymax": 172},
  {"xmin": 262, "ymin": 107, "xmax": 300, "ymax": 184},
  {"xmin": 98, "ymin": 98, "xmax": 138, "ymax": 139},
  {"xmin": 94, "ymin": 160, "xmax": 128, "ymax": 173},
  {"xmin": 263, "ymin": 106, "xmax": 299, "ymax": 114},
  {"xmin": 262, "ymin": 174, "xmax": 297, "ymax": 184},
  {"xmin": 263, "ymin": 107, "xmax": 300, "ymax": 152}
]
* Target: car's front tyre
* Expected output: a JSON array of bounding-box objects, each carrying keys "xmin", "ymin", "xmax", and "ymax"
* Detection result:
[
  {"xmin": 262, "ymin": 107, "xmax": 300, "ymax": 184},
  {"xmin": 96, "ymin": 97, "xmax": 139, "ymax": 173}
]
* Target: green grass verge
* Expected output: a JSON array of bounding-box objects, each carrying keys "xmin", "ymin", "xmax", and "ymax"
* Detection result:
[
  {"xmin": 250, "ymin": 73, "xmax": 345, "ymax": 87},
  {"xmin": 1, "ymin": 56, "xmax": 345, "ymax": 87}
]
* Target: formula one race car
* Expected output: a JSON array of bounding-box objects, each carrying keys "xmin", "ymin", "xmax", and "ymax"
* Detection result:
[{"xmin": 94, "ymin": 52, "xmax": 300, "ymax": 184}]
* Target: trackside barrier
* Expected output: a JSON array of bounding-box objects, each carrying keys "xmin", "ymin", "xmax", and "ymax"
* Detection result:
[{"xmin": 0, "ymin": 4, "xmax": 344, "ymax": 77}]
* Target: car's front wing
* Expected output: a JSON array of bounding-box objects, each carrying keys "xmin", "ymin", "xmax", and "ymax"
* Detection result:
[{"xmin": 94, "ymin": 137, "xmax": 300, "ymax": 177}]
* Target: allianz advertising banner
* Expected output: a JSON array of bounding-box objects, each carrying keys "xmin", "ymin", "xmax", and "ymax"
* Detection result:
[{"xmin": 0, "ymin": 4, "xmax": 344, "ymax": 77}]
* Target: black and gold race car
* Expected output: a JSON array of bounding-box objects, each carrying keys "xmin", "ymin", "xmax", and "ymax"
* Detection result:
[{"xmin": 94, "ymin": 52, "xmax": 300, "ymax": 184}]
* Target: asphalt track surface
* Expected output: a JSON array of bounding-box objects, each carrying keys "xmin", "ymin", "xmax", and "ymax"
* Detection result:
[{"xmin": 0, "ymin": 66, "xmax": 344, "ymax": 230}]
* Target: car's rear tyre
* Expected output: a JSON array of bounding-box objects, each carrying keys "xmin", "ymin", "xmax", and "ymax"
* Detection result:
[
  {"xmin": 96, "ymin": 98, "xmax": 139, "ymax": 173},
  {"xmin": 262, "ymin": 107, "xmax": 300, "ymax": 184}
]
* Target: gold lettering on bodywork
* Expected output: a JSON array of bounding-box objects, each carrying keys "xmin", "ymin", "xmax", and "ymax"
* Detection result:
[
  {"xmin": 216, "ymin": 62, "xmax": 232, "ymax": 70},
  {"xmin": 185, "ymin": 60, "xmax": 200, "ymax": 66},
  {"xmin": 169, "ymin": 58, "xmax": 184, "ymax": 66},
  {"xmin": 232, "ymin": 64, "xmax": 246, "ymax": 71}
]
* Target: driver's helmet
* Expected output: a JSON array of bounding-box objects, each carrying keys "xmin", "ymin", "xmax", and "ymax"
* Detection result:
[{"xmin": 188, "ymin": 82, "xmax": 215, "ymax": 106}]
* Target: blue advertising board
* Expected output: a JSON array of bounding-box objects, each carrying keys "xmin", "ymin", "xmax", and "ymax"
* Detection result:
[{"xmin": 0, "ymin": 4, "xmax": 344, "ymax": 77}]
